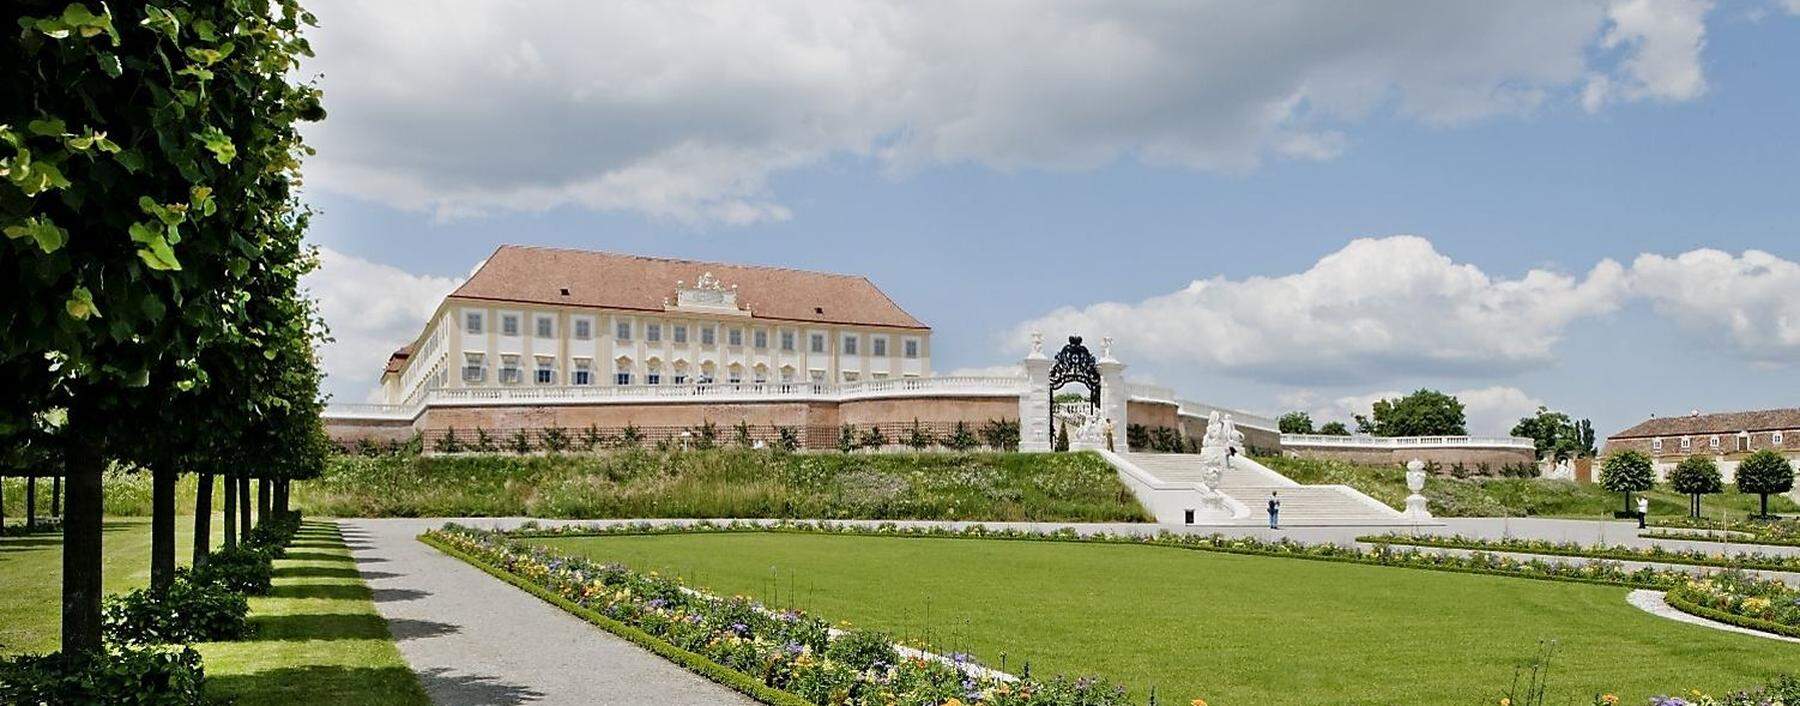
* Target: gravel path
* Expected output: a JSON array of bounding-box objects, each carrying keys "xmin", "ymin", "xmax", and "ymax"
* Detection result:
[
  {"xmin": 337, "ymin": 518, "xmax": 757, "ymax": 706},
  {"xmin": 1626, "ymin": 589, "xmax": 1800, "ymax": 644}
]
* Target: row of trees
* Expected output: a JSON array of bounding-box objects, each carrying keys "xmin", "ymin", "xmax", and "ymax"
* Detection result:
[
  {"xmin": 1281, "ymin": 389, "xmax": 1469, "ymax": 438},
  {"xmin": 3, "ymin": 0, "xmax": 329, "ymax": 656},
  {"xmin": 1600, "ymin": 449, "xmax": 1795, "ymax": 518}
]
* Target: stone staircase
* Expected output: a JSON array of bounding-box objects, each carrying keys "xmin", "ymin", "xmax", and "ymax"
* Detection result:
[{"xmin": 1122, "ymin": 453, "xmax": 1421, "ymax": 526}]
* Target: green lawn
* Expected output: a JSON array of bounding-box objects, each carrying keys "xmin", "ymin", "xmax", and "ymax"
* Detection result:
[
  {"xmin": 531, "ymin": 532, "xmax": 1800, "ymax": 706},
  {"xmin": 1257, "ymin": 456, "xmax": 1800, "ymax": 519},
  {"xmin": 0, "ymin": 518, "xmax": 426, "ymax": 704}
]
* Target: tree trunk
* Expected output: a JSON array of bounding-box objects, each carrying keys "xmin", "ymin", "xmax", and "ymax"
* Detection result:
[
  {"xmin": 1, "ymin": 475, "xmax": 7, "ymax": 531},
  {"xmin": 26, "ymin": 475, "xmax": 36, "ymax": 530},
  {"xmin": 257, "ymin": 478, "xmax": 270, "ymax": 523},
  {"xmin": 1763, "ymin": 493, "xmax": 1772, "ymax": 518},
  {"xmin": 150, "ymin": 465, "xmax": 176, "ymax": 592},
  {"xmin": 222, "ymin": 474, "xmax": 237, "ymax": 550},
  {"xmin": 52, "ymin": 475, "xmax": 61, "ymax": 517},
  {"xmin": 193, "ymin": 473, "xmax": 213, "ymax": 568},
  {"xmin": 63, "ymin": 436, "xmax": 105, "ymax": 654},
  {"xmin": 238, "ymin": 475, "xmax": 251, "ymax": 542},
  {"xmin": 1622, "ymin": 492, "xmax": 1631, "ymax": 515},
  {"xmin": 274, "ymin": 479, "xmax": 288, "ymax": 515}
]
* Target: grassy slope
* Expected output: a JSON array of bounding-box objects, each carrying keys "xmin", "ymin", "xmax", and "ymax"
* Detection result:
[
  {"xmin": 0, "ymin": 518, "xmax": 425, "ymax": 704},
  {"xmin": 1256, "ymin": 456, "xmax": 1800, "ymax": 518},
  {"xmin": 531, "ymin": 532, "xmax": 1800, "ymax": 706},
  {"xmin": 295, "ymin": 449, "xmax": 1152, "ymax": 522}
]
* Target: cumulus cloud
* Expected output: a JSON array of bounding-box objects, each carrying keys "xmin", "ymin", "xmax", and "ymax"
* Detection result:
[
  {"xmin": 1014, "ymin": 236, "xmax": 1631, "ymax": 385},
  {"xmin": 299, "ymin": 0, "xmax": 1716, "ymax": 223},
  {"xmin": 1629, "ymin": 248, "xmax": 1800, "ymax": 363},
  {"xmin": 1279, "ymin": 385, "xmax": 1546, "ymax": 436},
  {"xmin": 303, "ymin": 248, "xmax": 464, "ymax": 401}
]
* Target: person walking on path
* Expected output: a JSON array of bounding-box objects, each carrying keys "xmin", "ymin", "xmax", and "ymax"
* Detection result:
[
  {"xmin": 1637, "ymin": 496, "xmax": 1650, "ymax": 529},
  {"xmin": 1267, "ymin": 491, "xmax": 1281, "ymax": 530}
]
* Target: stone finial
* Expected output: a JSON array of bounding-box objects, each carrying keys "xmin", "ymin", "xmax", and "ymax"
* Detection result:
[
  {"xmin": 1030, "ymin": 331, "xmax": 1044, "ymax": 356},
  {"xmin": 1100, "ymin": 336, "xmax": 1113, "ymax": 360}
]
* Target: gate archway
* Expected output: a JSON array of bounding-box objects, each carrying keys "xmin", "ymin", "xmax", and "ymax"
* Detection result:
[{"xmin": 1047, "ymin": 335, "xmax": 1101, "ymax": 436}]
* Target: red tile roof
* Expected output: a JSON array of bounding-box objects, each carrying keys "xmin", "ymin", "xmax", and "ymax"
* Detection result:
[
  {"xmin": 1610, "ymin": 408, "xmax": 1800, "ymax": 439},
  {"xmin": 447, "ymin": 245, "xmax": 928, "ymax": 330},
  {"xmin": 382, "ymin": 345, "xmax": 413, "ymax": 375}
]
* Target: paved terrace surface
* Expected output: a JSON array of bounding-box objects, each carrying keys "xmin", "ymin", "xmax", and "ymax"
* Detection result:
[{"xmin": 344, "ymin": 516, "xmax": 1799, "ymax": 705}]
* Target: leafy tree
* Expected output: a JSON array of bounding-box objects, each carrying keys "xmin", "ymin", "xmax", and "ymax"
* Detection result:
[
  {"xmin": 1362, "ymin": 390, "xmax": 1467, "ymax": 437},
  {"xmin": 1055, "ymin": 423, "xmax": 1070, "ymax": 452},
  {"xmin": 1737, "ymin": 449, "xmax": 1795, "ymax": 519},
  {"xmin": 904, "ymin": 418, "xmax": 934, "ymax": 451},
  {"xmin": 774, "ymin": 426, "xmax": 800, "ymax": 453},
  {"xmin": 859, "ymin": 425, "xmax": 888, "ymax": 450},
  {"xmin": 539, "ymin": 426, "xmax": 569, "ymax": 454},
  {"xmin": 618, "ymin": 424, "xmax": 642, "ymax": 449},
  {"xmin": 836, "ymin": 424, "xmax": 858, "ymax": 454},
  {"xmin": 1668, "ymin": 455, "xmax": 1722, "ymax": 518},
  {"xmin": 979, "ymin": 419, "xmax": 1017, "ymax": 451},
  {"xmin": 732, "ymin": 420, "xmax": 753, "ymax": 449},
  {"xmin": 1317, "ymin": 421, "xmax": 1351, "ymax": 436},
  {"xmin": 944, "ymin": 422, "xmax": 979, "ymax": 451},
  {"xmin": 1599, "ymin": 450, "xmax": 1655, "ymax": 515},
  {"xmin": 2, "ymin": 0, "xmax": 322, "ymax": 652},
  {"xmin": 473, "ymin": 428, "xmax": 496, "ymax": 453},
  {"xmin": 689, "ymin": 421, "xmax": 717, "ymax": 450},
  {"xmin": 1277, "ymin": 411, "xmax": 1314, "ymax": 434},
  {"xmin": 508, "ymin": 430, "xmax": 532, "ymax": 454},
  {"xmin": 434, "ymin": 428, "xmax": 463, "ymax": 454},
  {"xmin": 579, "ymin": 424, "xmax": 603, "ymax": 452},
  {"xmin": 1510, "ymin": 407, "xmax": 1598, "ymax": 461}
]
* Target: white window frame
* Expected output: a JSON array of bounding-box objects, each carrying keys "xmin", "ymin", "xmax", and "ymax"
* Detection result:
[
  {"xmin": 499, "ymin": 355, "xmax": 522, "ymax": 385},
  {"xmin": 571, "ymin": 359, "xmax": 593, "ymax": 386},
  {"xmin": 780, "ymin": 330, "xmax": 796, "ymax": 352},
  {"xmin": 1709, "ymin": 435, "xmax": 1720, "ymax": 449},
  {"xmin": 614, "ymin": 360, "xmax": 633, "ymax": 386},
  {"xmin": 728, "ymin": 327, "xmax": 743, "ymax": 347},
  {"xmin": 780, "ymin": 367, "xmax": 796, "ymax": 383},
  {"xmin": 647, "ymin": 323, "xmax": 662, "ymax": 343},
  {"xmin": 753, "ymin": 329, "xmax": 768, "ymax": 349},
  {"xmin": 1652, "ymin": 438, "xmax": 1663, "ymax": 451},
  {"xmin": 842, "ymin": 334, "xmax": 859, "ymax": 355},
  {"xmin": 1680, "ymin": 436, "xmax": 1691, "ymax": 450},
  {"xmin": 534, "ymin": 315, "xmax": 554, "ymax": 339},
  {"xmin": 902, "ymin": 337, "xmax": 920, "ymax": 359},
  {"xmin": 1738, "ymin": 432, "xmax": 1750, "ymax": 452},
  {"xmin": 727, "ymin": 365, "xmax": 743, "ymax": 384},
  {"xmin": 1775, "ymin": 431, "xmax": 1786, "ymax": 445},
  {"xmin": 615, "ymin": 319, "xmax": 632, "ymax": 341},
  {"xmin": 646, "ymin": 361, "xmax": 662, "ymax": 385},
  {"xmin": 501, "ymin": 314, "xmax": 520, "ymax": 337},
  {"xmin": 700, "ymin": 326, "xmax": 716, "ymax": 346},
  {"xmin": 573, "ymin": 318, "xmax": 592, "ymax": 341},
  {"xmin": 534, "ymin": 356, "xmax": 556, "ymax": 385},
  {"xmin": 462, "ymin": 352, "xmax": 486, "ymax": 383},
  {"xmin": 809, "ymin": 333, "xmax": 826, "ymax": 354},
  {"xmin": 673, "ymin": 324, "xmax": 688, "ymax": 344},
  {"xmin": 871, "ymin": 336, "xmax": 887, "ymax": 357},
  {"xmin": 464, "ymin": 311, "xmax": 484, "ymax": 335}
]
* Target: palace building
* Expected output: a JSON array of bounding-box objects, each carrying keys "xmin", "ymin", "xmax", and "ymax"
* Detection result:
[{"xmin": 1605, "ymin": 407, "xmax": 1800, "ymax": 481}]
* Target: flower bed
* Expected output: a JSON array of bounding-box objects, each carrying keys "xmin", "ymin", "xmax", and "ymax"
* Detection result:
[
  {"xmin": 1356, "ymin": 533, "xmax": 1800, "ymax": 572},
  {"xmin": 1666, "ymin": 572, "xmax": 1800, "ymax": 640},
  {"xmin": 422, "ymin": 524, "xmax": 1134, "ymax": 706},
  {"xmin": 504, "ymin": 519, "xmax": 1701, "ymax": 590},
  {"xmin": 1648, "ymin": 675, "xmax": 1800, "ymax": 705},
  {"xmin": 1647, "ymin": 517, "xmax": 1800, "ymax": 548}
]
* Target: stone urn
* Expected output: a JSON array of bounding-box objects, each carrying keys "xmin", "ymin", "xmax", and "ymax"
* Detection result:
[{"xmin": 1403, "ymin": 458, "xmax": 1432, "ymax": 520}]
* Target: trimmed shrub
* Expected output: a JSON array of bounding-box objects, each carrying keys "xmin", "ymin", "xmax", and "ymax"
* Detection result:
[
  {"xmin": 1599, "ymin": 450, "xmax": 1654, "ymax": 514},
  {"xmin": 0, "ymin": 645, "xmax": 206, "ymax": 705},
  {"xmin": 1739, "ymin": 449, "xmax": 1796, "ymax": 518},
  {"xmin": 190, "ymin": 545, "xmax": 274, "ymax": 596},
  {"xmin": 103, "ymin": 575, "xmax": 252, "ymax": 645}
]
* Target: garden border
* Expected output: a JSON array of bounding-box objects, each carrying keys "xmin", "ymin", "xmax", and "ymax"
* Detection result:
[
  {"xmin": 1640, "ymin": 530, "xmax": 1800, "ymax": 549},
  {"xmin": 1355, "ymin": 534, "xmax": 1800, "ymax": 573},
  {"xmin": 507, "ymin": 520, "xmax": 1693, "ymax": 590},
  {"xmin": 1663, "ymin": 588, "xmax": 1800, "ymax": 640},
  {"xmin": 418, "ymin": 533, "xmax": 813, "ymax": 706}
]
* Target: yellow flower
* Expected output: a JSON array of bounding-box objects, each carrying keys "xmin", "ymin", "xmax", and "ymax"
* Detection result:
[
  {"xmin": 1501, "ymin": 699, "xmax": 1512, "ymax": 706},
  {"xmin": 942, "ymin": 700, "xmax": 964, "ymax": 706},
  {"xmin": 1192, "ymin": 700, "xmax": 1210, "ymax": 706},
  {"xmin": 1602, "ymin": 694, "xmax": 1619, "ymax": 705}
]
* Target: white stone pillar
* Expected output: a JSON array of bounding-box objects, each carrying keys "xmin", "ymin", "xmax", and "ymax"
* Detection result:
[
  {"xmin": 1020, "ymin": 333, "xmax": 1052, "ymax": 452},
  {"xmin": 1404, "ymin": 458, "xmax": 1433, "ymax": 520},
  {"xmin": 1097, "ymin": 336, "xmax": 1126, "ymax": 452}
]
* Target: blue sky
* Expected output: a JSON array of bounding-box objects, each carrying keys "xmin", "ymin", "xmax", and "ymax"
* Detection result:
[{"xmin": 299, "ymin": 1, "xmax": 1800, "ymax": 437}]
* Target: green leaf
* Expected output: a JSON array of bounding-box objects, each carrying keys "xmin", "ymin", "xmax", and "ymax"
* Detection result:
[
  {"xmin": 138, "ymin": 236, "xmax": 182, "ymax": 271},
  {"xmin": 96, "ymin": 51, "xmax": 122, "ymax": 78},
  {"xmin": 113, "ymin": 149, "xmax": 146, "ymax": 172},
  {"xmin": 128, "ymin": 220, "xmax": 158, "ymax": 244},
  {"xmin": 195, "ymin": 127, "xmax": 236, "ymax": 164},
  {"xmin": 27, "ymin": 118, "xmax": 66, "ymax": 136},
  {"xmin": 4, "ymin": 216, "xmax": 68, "ymax": 253},
  {"xmin": 141, "ymin": 295, "xmax": 166, "ymax": 322},
  {"xmin": 140, "ymin": 6, "xmax": 179, "ymax": 40},
  {"xmin": 65, "ymin": 285, "xmax": 100, "ymax": 320}
]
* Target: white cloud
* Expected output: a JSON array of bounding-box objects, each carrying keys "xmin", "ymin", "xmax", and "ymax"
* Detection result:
[
  {"xmin": 944, "ymin": 364, "xmax": 1025, "ymax": 378},
  {"xmin": 1629, "ymin": 248, "xmax": 1800, "ymax": 363},
  {"xmin": 303, "ymin": 248, "xmax": 464, "ymax": 401},
  {"xmin": 1279, "ymin": 385, "xmax": 1545, "ymax": 436},
  {"xmin": 299, "ymin": 0, "xmax": 1716, "ymax": 223},
  {"xmin": 1014, "ymin": 236, "xmax": 1631, "ymax": 385}
]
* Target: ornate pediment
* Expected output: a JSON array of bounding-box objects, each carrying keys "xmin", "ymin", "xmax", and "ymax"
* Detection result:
[{"xmin": 666, "ymin": 271, "xmax": 749, "ymax": 316}]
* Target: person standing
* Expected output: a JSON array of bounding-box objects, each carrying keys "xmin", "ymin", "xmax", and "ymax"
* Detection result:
[
  {"xmin": 1267, "ymin": 491, "xmax": 1281, "ymax": 530},
  {"xmin": 1637, "ymin": 496, "xmax": 1649, "ymax": 529}
]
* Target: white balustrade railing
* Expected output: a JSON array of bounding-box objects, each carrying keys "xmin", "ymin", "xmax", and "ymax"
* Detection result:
[
  {"xmin": 1174, "ymin": 399, "xmax": 1279, "ymax": 432},
  {"xmin": 1124, "ymin": 382, "xmax": 1177, "ymax": 402},
  {"xmin": 1281, "ymin": 434, "xmax": 1535, "ymax": 449}
]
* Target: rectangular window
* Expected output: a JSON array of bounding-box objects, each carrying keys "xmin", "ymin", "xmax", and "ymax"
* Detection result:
[
  {"xmin": 462, "ymin": 353, "xmax": 486, "ymax": 383},
  {"xmin": 672, "ymin": 373, "xmax": 687, "ymax": 385},
  {"xmin": 701, "ymin": 326, "xmax": 716, "ymax": 346},
  {"xmin": 728, "ymin": 328, "xmax": 743, "ymax": 347},
  {"xmin": 753, "ymin": 369, "xmax": 768, "ymax": 384},
  {"xmin": 903, "ymin": 338, "xmax": 919, "ymax": 359},
  {"xmin": 572, "ymin": 359, "xmax": 592, "ymax": 385},
  {"xmin": 872, "ymin": 336, "xmax": 887, "ymax": 357},
  {"xmin": 499, "ymin": 355, "xmax": 522, "ymax": 384},
  {"xmin": 501, "ymin": 314, "xmax": 520, "ymax": 337},
  {"xmin": 1738, "ymin": 434, "xmax": 1749, "ymax": 452},
  {"xmin": 573, "ymin": 319, "xmax": 592, "ymax": 340},
  {"xmin": 673, "ymin": 325, "xmax": 688, "ymax": 344},
  {"xmin": 616, "ymin": 320, "xmax": 632, "ymax": 341},
  {"xmin": 535, "ymin": 316, "xmax": 554, "ymax": 338},
  {"xmin": 809, "ymin": 333, "xmax": 826, "ymax": 354},
  {"xmin": 647, "ymin": 323, "xmax": 662, "ymax": 342},
  {"xmin": 1652, "ymin": 438, "xmax": 1663, "ymax": 451},
  {"xmin": 647, "ymin": 365, "xmax": 662, "ymax": 385},
  {"xmin": 1775, "ymin": 431, "xmax": 1786, "ymax": 445},
  {"xmin": 535, "ymin": 357, "xmax": 555, "ymax": 384},
  {"xmin": 753, "ymin": 329, "xmax": 768, "ymax": 349},
  {"xmin": 781, "ymin": 331, "xmax": 796, "ymax": 352},
  {"xmin": 728, "ymin": 369, "xmax": 742, "ymax": 384},
  {"xmin": 1710, "ymin": 435, "xmax": 1720, "ymax": 448},
  {"xmin": 615, "ymin": 362, "xmax": 632, "ymax": 386},
  {"xmin": 842, "ymin": 335, "xmax": 858, "ymax": 355},
  {"xmin": 465, "ymin": 312, "xmax": 484, "ymax": 335},
  {"xmin": 1680, "ymin": 437, "xmax": 1691, "ymax": 450}
]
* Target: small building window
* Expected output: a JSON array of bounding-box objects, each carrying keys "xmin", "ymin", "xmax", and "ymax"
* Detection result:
[
  {"xmin": 573, "ymin": 319, "xmax": 592, "ymax": 340},
  {"xmin": 1738, "ymin": 433, "xmax": 1749, "ymax": 452},
  {"xmin": 727, "ymin": 365, "xmax": 742, "ymax": 384},
  {"xmin": 1709, "ymin": 435, "xmax": 1720, "ymax": 449},
  {"xmin": 462, "ymin": 353, "xmax": 486, "ymax": 383},
  {"xmin": 499, "ymin": 355, "xmax": 522, "ymax": 385},
  {"xmin": 647, "ymin": 362, "xmax": 662, "ymax": 386},
  {"xmin": 673, "ymin": 325, "xmax": 688, "ymax": 344},
  {"xmin": 701, "ymin": 326, "xmax": 716, "ymax": 346},
  {"xmin": 465, "ymin": 312, "xmax": 484, "ymax": 335},
  {"xmin": 842, "ymin": 335, "xmax": 859, "ymax": 355},
  {"xmin": 615, "ymin": 361, "xmax": 632, "ymax": 386},
  {"xmin": 728, "ymin": 328, "xmax": 743, "ymax": 347},
  {"xmin": 1652, "ymin": 438, "xmax": 1663, "ymax": 451},
  {"xmin": 535, "ymin": 316, "xmax": 554, "ymax": 338},
  {"xmin": 501, "ymin": 314, "xmax": 520, "ymax": 337},
  {"xmin": 615, "ymin": 320, "xmax": 632, "ymax": 341},
  {"xmin": 780, "ymin": 331, "xmax": 796, "ymax": 352},
  {"xmin": 571, "ymin": 359, "xmax": 592, "ymax": 385},
  {"xmin": 753, "ymin": 366, "xmax": 768, "ymax": 384},
  {"xmin": 647, "ymin": 323, "xmax": 662, "ymax": 343},
  {"xmin": 534, "ymin": 357, "xmax": 555, "ymax": 384},
  {"xmin": 753, "ymin": 329, "xmax": 768, "ymax": 349},
  {"xmin": 872, "ymin": 336, "xmax": 887, "ymax": 357},
  {"xmin": 1680, "ymin": 436, "xmax": 1691, "ymax": 450},
  {"xmin": 809, "ymin": 333, "xmax": 826, "ymax": 354},
  {"xmin": 1774, "ymin": 431, "xmax": 1786, "ymax": 445},
  {"xmin": 780, "ymin": 367, "xmax": 796, "ymax": 383},
  {"xmin": 903, "ymin": 338, "xmax": 919, "ymax": 359}
]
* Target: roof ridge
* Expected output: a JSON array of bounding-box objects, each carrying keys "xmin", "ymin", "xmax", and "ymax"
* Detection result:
[{"xmin": 497, "ymin": 244, "xmax": 868, "ymax": 280}]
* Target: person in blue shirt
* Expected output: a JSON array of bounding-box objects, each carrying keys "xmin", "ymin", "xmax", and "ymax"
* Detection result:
[{"xmin": 1267, "ymin": 491, "xmax": 1281, "ymax": 530}]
